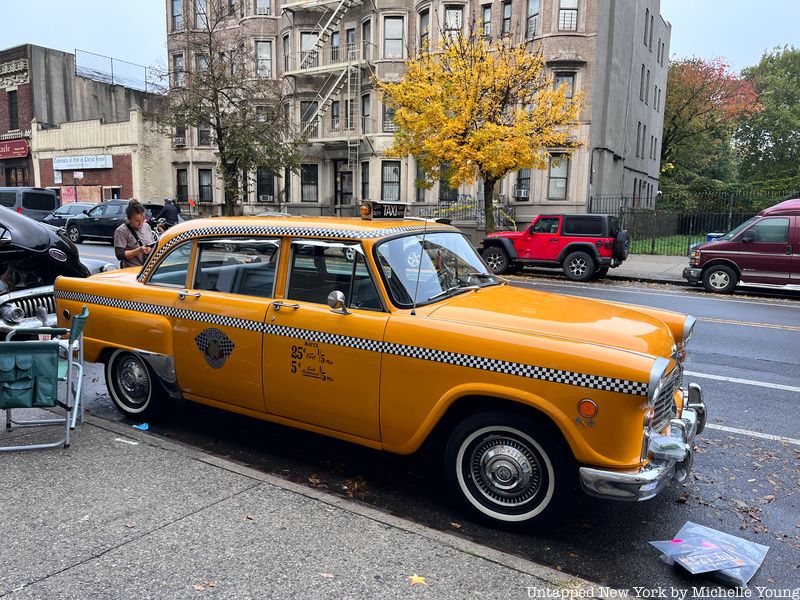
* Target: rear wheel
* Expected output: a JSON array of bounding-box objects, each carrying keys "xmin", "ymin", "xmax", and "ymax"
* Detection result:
[
  {"xmin": 482, "ymin": 247, "xmax": 510, "ymax": 274},
  {"xmin": 105, "ymin": 350, "xmax": 170, "ymax": 420},
  {"xmin": 67, "ymin": 225, "xmax": 82, "ymax": 244},
  {"xmin": 702, "ymin": 264, "xmax": 737, "ymax": 293},
  {"xmin": 444, "ymin": 411, "xmax": 573, "ymax": 527},
  {"xmin": 563, "ymin": 251, "xmax": 595, "ymax": 282}
]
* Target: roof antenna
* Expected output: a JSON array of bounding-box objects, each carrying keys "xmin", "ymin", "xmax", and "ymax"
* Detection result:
[{"xmin": 410, "ymin": 212, "xmax": 429, "ymax": 317}]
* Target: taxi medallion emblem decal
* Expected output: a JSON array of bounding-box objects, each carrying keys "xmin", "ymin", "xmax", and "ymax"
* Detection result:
[{"xmin": 195, "ymin": 328, "xmax": 235, "ymax": 369}]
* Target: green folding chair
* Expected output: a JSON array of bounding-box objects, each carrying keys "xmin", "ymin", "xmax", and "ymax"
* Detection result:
[{"xmin": 0, "ymin": 306, "xmax": 89, "ymax": 451}]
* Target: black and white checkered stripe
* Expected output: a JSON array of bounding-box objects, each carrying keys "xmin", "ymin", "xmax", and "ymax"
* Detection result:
[
  {"xmin": 56, "ymin": 290, "xmax": 648, "ymax": 396},
  {"xmin": 138, "ymin": 223, "xmax": 451, "ymax": 281}
]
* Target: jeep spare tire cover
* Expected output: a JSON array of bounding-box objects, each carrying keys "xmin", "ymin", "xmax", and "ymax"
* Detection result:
[{"xmin": 613, "ymin": 229, "xmax": 630, "ymax": 260}]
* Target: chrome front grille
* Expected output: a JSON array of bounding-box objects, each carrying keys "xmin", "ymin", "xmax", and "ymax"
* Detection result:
[
  {"xmin": 7, "ymin": 294, "xmax": 55, "ymax": 319},
  {"xmin": 653, "ymin": 364, "xmax": 682, "ymax": 432}
]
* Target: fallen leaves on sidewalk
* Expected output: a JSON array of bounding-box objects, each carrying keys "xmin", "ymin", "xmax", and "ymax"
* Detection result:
[
  {"xmin": 192, "ymin": 580, "xmax": 217, "ymax": 592},
  {"xmin": 319, "ymin": 573, "xmax": 335, "ymax": 579},
  {"xmin": 409, "ymin": 574, "xmax": 427, "ymax": 587}
]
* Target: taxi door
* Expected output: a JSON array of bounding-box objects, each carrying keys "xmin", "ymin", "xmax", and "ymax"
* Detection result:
[
  {"xmin": 170, "ymin": 237, "xmax": 280, "ymax": 413},
  {"xmin": 263, "ymin": 240, "xmax": 388, "ymax": 441}
]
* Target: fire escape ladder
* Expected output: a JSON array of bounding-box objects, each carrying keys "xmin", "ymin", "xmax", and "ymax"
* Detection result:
[
  {"xmin": 346, "ymin": 64, "xmax": 361, "ymax": 167},
  {"xmin": 302, "ymin": 68, "xmax": 349, "ymax": 136}
]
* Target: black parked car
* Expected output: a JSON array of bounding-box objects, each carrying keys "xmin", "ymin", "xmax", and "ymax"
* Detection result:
[
  {"xmin": 0, "ymin": 206, "xmax": 115, "ymax": 335},
  {"xmin": 42, "ymin": 202, "xmax": 96, "ymax": 228},
  {"xmin": 64, "ymin": 199, "xmax": 175, "ymax": 244}
]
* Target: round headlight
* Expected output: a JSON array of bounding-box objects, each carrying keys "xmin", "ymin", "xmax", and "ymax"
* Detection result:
[{"xmin": 1, "ymin": 305, "xmax": 25, "ymax": 324}]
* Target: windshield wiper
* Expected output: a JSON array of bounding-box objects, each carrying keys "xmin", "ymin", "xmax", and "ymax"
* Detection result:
[
  {"xmin": 467, "ymin": 271, "xmax": 495, "ymax": 280},
  {"xmin": 426, "ymin": 284, "xmax": 480, "ymax": 302}
]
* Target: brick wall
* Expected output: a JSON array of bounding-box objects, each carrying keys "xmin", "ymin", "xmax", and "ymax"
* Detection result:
[{"xmin": 38, "ymin": 155, "xmax": 134, "ymax": 197}]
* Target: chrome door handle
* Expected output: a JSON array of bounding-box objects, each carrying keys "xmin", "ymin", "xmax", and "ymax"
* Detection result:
[
  {"xmin": 178, "ymin": 289, "xmax": 201, "ymax": 300},
  {"xmin": 271, "ymin": 301, "xmax": 300, "ymax": 311}
]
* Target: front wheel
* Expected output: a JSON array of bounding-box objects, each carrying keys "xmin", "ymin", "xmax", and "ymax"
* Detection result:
[
  {"xmin": 702, "ymin": 264, "xmax": 737, "ymax": 293},
  {"xmin": 563, "ymin": 251, "xmax": 595, "ymax": 282},
  {"xmin": 444, "ymin": 411, "xmax": 574, "ymax": 527},
  {"xmin": 482, "ymin": 247, "xmax": 510, "ymax": 274},
  {"xmin": 67, "ymin": 225, "xmax": 82, "ymax": 244},
  {"xmin": 105, "ymin": 350, "xmax": 170, "ymax": 420}
]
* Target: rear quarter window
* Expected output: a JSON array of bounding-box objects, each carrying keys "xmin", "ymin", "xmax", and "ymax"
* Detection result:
[
  {"xmin": 0, "ymin": 192, "xmax": 16, "ymax": 208},
  {"xmin": 22, "ymin": 192, "xmax": 57, "ymax": 211},
  {"xmin": 563, "ymin": 216, "xmax": 604, "ymax": 236}
]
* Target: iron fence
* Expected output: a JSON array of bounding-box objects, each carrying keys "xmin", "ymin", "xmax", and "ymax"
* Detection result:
[
  {"xmin": 418, "ymin": 195, "xmax": 517, "ymax": 229},
  {"xmin": 590, "ymin": 189, "xmax": 800, "ymax": 256}
]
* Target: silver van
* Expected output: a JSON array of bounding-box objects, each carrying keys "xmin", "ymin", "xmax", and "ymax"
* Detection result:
[{"xmin": 0, "ymin": 187, "xmax": 59, "ymax": 222}]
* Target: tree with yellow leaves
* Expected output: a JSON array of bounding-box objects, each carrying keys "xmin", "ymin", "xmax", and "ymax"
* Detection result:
[{"xmin": 378, "ymin": 33, "xmax": 582, "ymax": 232}]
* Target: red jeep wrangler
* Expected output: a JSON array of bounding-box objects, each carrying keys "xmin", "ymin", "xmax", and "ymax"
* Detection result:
[{"xmin": 479, "ymin": 214, "xmax": 630, "ymax": 281}]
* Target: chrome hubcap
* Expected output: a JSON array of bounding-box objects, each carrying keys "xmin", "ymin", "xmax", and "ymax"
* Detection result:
[
  {"xmin": 470, "ymin": 435, "xmax": 541, "ymax": 505},
  {"xmin": 570, "ymin": 258, "xmax": 588, "ymax": 276},
  {"xmin": 709, "ymin": 271, "xmax": 729, "ymax": 289},
  {"xmin": 116, "ymin": 356, "xmax": 150, "ymax": 408}
]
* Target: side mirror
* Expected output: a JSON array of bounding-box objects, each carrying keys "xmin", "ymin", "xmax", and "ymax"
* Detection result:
[
  {"xmin": 740, "ymin": 230, "xmax": 755, "ymax": 243},
  {"xmin": 327, "ymin": 290, "xmax": 350, "ymax": 315},
  {"xmin": 82, "ymin": 209, "xmax": 89, "ymax": 215}
]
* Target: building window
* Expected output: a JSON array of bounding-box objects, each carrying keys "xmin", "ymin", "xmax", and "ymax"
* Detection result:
[
  {"xmin": 554, "ymin": 72, "xmax": 575, "ymax": 100},
  {"xmin": 176, "ymin": 169, "xmax": 188, "ymax": 202},
  {"xmin": 175, "ymin": 119, "xmax": 187, "ymax": 145},
  {"xmin": 361, "ymin": 162, "xmax": 369, "ymax": 200},
  {"xmin": 526, "ymin": 0, "xmax": 539, "ymax": 38},
  {"xmin": 383, "ymin": 102, "xmax": 397, "ymax": 132},
  {"xmin": 198, "ymin": 122, "xmax": 212, "ymax": 146},
  {"xmin": 419, "ymin": 9, "xmax": 430, "ymax": 49},
  {"xmin": 502, "ymin": 2, "xmax": 512, "ymax": 35},
  {"xmin": 172, "ymin": 0, "xmax": 183, "ymax": 30},
  {"xmin": 8, "ymin": 91, "xmax": 18, "ymax": 131},
  {"xmin": 643, "ymin": 124, "xmax": 647, "ymax": 158},
  {"xmin": 654, "ymin": 85, "xmax": 659, "ymax": 111},
  {"xmin": 416, "ymin": 164, "xmax": 426, "ymax": 202},
  {"xmin": 515, "ymin": 169, "xmax": 531, "ymax": 200},
  {"xmin": 480, "ymin": 6, "xmax": 491, "ymax": 38},
  {"xmin": 331, "ymin": 31, "xmax": 341, "ymax": 62},
  {"xmin": 649, "ymin": 14, "xmax": 654, "ymax": 50},
  {"xmin": 195, "ymin": 53, "xmax": 209, "ymax": 73},
  {"xmin": 444, "ymin": 6, "xmax": 463, "ymax": 40},
  {"xmin": 283, "ymin": 167, "xmax": 291, "ymax": 202},
  {"xmin": 361, "ymin": 93, "xmax": 371, "ymax": 133},
  {"xmin": 639, "ymin": 64, "xmax": 645, "ymax": 100},
  {"xmin": 644, "ymin": 8, "xmax": 649, "ymax": 45},
  {"xmin": 227, "ymin": 0, "xmax": 236, "ymax": 15},
  {"xmin": 283, "ymin": 35, "xmax": 290, "ymax": 71},
  {"xmin": 257, "ymin": 168, "xmax": 274, "ymax": 200},
  {"xmin": 439, "ymin": 164, "xmax": 458, "ymax": 201},
  {"xmin": 331, "ymin": 100, "xmax": 341, "ymax": 131},
  {"xmin": 256, "ymin": 0, "xmax": 270, "ymax": 15},
  {"xmin": 558, "ymin": 0, "xmax": 578, "ymax": 31},
  {"xmin": 301, "ymin": 101, "xmax": 318, "ymax": 137},
  {"xmin": 636, "ymin": 122, "xmax": 641, "ymax": 157},
  {"xmin": 362, "ymin": 19, "xmax": 372, "ymax": 61},
  {"xmin": 256, "ymin": 40, "xmax": 272, "ymax": 77},
  {"xmin": 199, "ymin": 169, "xmax": 213, "ymax": 202},
  {"xmin": 345, "ymin": 98, "xmax": 354, "ymax": 130},
  {"xmin": 548, "ymin": 155, "xmax": 569, "ymax": 200},
  {"xmin": 645, "ymin": 69, "xmax": 650, "ymax": 104},
  {"xmin": 384, "ymin": 16, "xmax": 404, "ymax": 59},
  {"xmin": 300, "ymin": 32, "xmax": 319, "ymax": 68},
  {"xmin": 194, "ymin": 0, "xmax": 207, "ymax": 28},
  {"xmin": 346, "ymin": 28, "xmax": 356, "ymax": 60},
  {"xmin": 381, "ymin": 161, "xmax": 401, "ymax": 201},
  {"xmin": 173, "ymin": 54, "xmax": 185, "ymax": 87},
  {"xmin": 5, "ymin": 167, "xmax": 29, "ymax": 187},
  {"xmin": 300, "ymin": 164, "xmax": 318, "ymax": 202}
]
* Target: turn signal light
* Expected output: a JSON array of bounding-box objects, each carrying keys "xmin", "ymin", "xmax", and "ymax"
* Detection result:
[{"xmin": 577, "ymin": 399, "xmax": 598, "ymax": 419}]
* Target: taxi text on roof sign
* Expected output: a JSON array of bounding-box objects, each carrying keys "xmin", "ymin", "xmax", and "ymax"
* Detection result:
[{"xmin": 360, "ymin": 201, "xmax": 409, "ymax": 220}]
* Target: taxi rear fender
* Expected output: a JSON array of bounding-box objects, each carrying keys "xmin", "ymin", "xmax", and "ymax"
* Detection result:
[{"xmin": 387, "ymin": 383, "xmax": 580, "ymax": 457}]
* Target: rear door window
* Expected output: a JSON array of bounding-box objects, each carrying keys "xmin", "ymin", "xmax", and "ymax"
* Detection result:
[
  {"xmin": 0, "ymin": 192, "xmax": 17, "ymax": 207},
  {"xmin": 563, "ymin": 216, "xmax": 604, "ymax": 236},
  {"xmin": 193, "ymin": 238, "xmax": 280, "ymax": 298},
  {"xmin": 21, "ymin": 192, "xmax": 57, "ymax": 211}
]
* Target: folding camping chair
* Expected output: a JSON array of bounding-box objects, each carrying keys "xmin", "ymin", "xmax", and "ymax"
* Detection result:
[{"xmin": 0, "ymin": 306, "xmax": 89, "ymax": 451}]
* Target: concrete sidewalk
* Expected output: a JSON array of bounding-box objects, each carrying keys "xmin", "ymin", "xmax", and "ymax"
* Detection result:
[
  {"xmin": 1, "ymin": 411, "xmax": 596, "ymax": 599},
  {"xmin": 607, "ymin": 254, "xmax": 687, "ymax": 284}
]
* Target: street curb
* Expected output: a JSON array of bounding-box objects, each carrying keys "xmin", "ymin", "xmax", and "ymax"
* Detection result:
[{"xmin": 83, "ymin": 413, "xmax": 602, "ymax": 592}]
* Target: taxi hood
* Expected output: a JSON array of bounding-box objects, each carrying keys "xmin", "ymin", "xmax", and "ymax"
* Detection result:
[{"xmin": 427, "ymin": 285, "xmax": 676, "ymax": 357}]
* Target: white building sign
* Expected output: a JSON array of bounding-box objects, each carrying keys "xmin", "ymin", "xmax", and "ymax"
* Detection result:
[{"xmin": 52, "ymin": 155, "xmax": 113, "ymax": 170}]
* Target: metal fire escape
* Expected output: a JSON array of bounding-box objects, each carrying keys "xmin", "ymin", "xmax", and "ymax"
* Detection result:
[{"xmin": 283, "ymin": 0, "xmax": 370, "ymax": 177}]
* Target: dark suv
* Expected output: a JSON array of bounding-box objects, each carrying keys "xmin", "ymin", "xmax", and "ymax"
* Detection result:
[
  {"xmin": 64, "ymin": 199, "xmax": 172, "ymax": 244},
  {"xmin": 479, "ymin": 214, "xmax": 630, "ymax": 281}
]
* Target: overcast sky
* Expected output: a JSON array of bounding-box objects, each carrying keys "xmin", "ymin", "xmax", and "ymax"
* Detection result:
[{"xmin": 2, "ymin": 1, "xmax": 798, "ymax": 74}]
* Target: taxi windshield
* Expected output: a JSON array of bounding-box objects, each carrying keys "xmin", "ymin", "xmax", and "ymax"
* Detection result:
[{"xmin": 375, "ymin": 231, "xmax": 500, "ymax": 307}]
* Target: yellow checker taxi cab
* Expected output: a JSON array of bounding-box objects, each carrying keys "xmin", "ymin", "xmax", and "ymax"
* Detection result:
[{"xmin": 54, "ymin": 202, "xmax": 706, "ymax": 527}]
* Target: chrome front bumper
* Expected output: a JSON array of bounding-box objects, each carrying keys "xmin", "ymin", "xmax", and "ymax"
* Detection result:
[{"xmin": 579, "ymin": 383, "xmax": 707, "ymax": 501}]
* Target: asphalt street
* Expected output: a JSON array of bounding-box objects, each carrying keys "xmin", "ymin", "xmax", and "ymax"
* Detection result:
[{"xmin": 74, "ymin": 245, "xmax": 800, "ymax": 592}]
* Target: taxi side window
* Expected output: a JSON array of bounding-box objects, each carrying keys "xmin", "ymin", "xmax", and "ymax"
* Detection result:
[
  {"xmin": 286, "ymin": 241, "xmax": 382, "ymax": 311},
  {"xmin": 193, "ymin": 238, "xmax": 280, "ymax": 298},
  {"xmin": 148, "ymin": 241, "xmax": 194, "ymax": 287}
]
